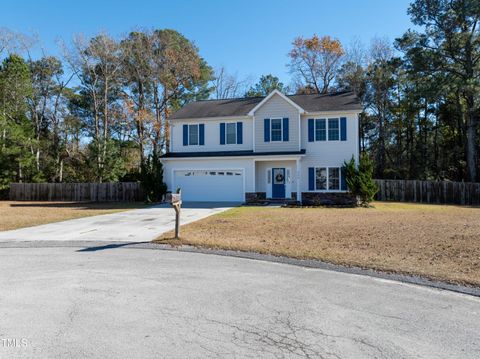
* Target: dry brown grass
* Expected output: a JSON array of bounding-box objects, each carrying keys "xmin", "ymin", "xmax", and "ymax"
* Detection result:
[
  {"xmin": 0, "ymin": 201, "xmax": 146, "ymax": 231},
  {"xmin": 156, "ymin": 202, "xmax": 480, "ymax": 286}
]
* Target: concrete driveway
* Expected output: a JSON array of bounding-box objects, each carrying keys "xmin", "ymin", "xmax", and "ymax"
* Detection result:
[
  {"xmin": 0, "ymin": 245, "xmax": 478, "ymax": 359},
  {"xmin": 0, "ymin": 202, "xmax": 236, "ymax": 243}
]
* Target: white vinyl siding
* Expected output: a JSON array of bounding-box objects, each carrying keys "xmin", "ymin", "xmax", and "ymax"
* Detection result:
[
  {"xmin": 170, "ymin": 118, "xmax": 252, "ymax": 152},
  {"xmin": 301, "ymin": 112, "xmax": 359, "ymax": 193},
  {"xmin": 254, "ymin": 93, "xmax": 299, "ymax": 152}
]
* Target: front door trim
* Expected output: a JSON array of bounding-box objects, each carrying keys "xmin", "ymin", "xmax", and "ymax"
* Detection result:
[{"xmin": 272, "ymin": 168, "xmax": 286, "ymax": 198}]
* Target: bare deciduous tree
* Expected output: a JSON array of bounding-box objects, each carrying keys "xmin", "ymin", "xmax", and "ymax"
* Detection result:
[
  {"xmin": 288, "ymin": 34, "xmax": 345, "ymax": 94},
  {"xmin": 211, "ymin": 66, "xmax": 250, "ymax": 99}
]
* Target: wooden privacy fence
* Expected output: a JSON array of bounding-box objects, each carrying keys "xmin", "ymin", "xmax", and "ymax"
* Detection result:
[
  {"xmin": 9, "ymin": 182, "xmax": 143, "ymax": 202},
  {"xmin": 375, "ymin": 179, "xmax": 480, "ymax": 206}
]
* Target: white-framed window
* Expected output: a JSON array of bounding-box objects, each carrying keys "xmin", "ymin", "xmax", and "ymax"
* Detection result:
[
  {"xmin": 315, "ymin": 168, "xmax": 327, "ymax": 190},
  {"xmin": 271, "ymin": 118, "xmax": 282, "ymax": 141},
  {"xmin": 328, "ymin": 167, "xmax": 340, "ymax": 190},
  {"xmin": 315, "ymin": 119, "xmax": 326, "ymax": 141},
  {"xmin": 312, "ymin": 118, "xmax": 341, "ymax": 142},
  {"xmin": 226, "ymin": 122, "xmax": 236, "ymax": 144},
  {"xmin": 188, "ymin": 124, "xmax": 199, "ymax": 145},
  {"xmin": 314, "ymin": 167, "xmax": 341, "ymax": 191},
  {"xmin": 328, "ymin": 118, "xmax": 339, "ymax": 141}
]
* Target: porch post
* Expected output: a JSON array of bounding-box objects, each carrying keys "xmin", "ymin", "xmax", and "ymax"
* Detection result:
[
  {"xmin": 296, "ymin": 158, "xmax": 301, "ymax": 203},
  {"xmin": 252, "ymin": 159, "xmax": 256, "ymax": 193}
]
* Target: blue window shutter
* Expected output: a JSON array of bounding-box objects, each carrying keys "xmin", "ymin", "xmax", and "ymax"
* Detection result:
[
  {"xmin": 237, "ymin": 122, "xmax": 243, "ymax": 144},
  {"xmin": 199, "ymin": 124, "xmax": 205, "ymax": 145},
  {"xmin": 308, "ymin": 119, "xmax": 314, "ymax": 142},
  {"xmin": 308, "ymin": 167, "xmax": 315, "ymax": 191},
  {"xmin": 340, "ymin": 117, "xmax": 347, "ymax": 141},
  {"xmin": 282, "ymin": 118, "xmax": 289, "ymax": 141},
  {"xmin": 220, "ymin": 123, "xmax": 225, "ymax": 145},
  {"xmin": 183, "ymin": 124, "xmax": 188, "ymax": 146},
  {"xmin": 264, "ymin": 118, "xmax": 270, "ymax": 142},
  {"xmin": 341, "ymin": 167, "xmax": 347, "ymax": 190}
]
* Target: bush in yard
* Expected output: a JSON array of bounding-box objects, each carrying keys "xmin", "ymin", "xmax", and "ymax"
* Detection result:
[
  {"xmin": 140, "ymin": 152, "xmax": 167, "ymax": 203},
  {"xmin": 344, "ymin": 154, "xmax": 378, "ymax": 207}
]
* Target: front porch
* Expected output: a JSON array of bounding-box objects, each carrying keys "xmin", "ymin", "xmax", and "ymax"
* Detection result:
[{"xmin": 246, "ymin": 157, "xmax": 301, "ymax": 204}]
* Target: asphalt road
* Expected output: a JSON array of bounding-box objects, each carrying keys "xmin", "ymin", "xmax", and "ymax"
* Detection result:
[{"xmin": 0, "ymin": 245, "xmax": 478, "ymax": 359}]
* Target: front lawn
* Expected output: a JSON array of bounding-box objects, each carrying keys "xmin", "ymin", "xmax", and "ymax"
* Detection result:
[
  {"xmin": 0, "ymin": 201, "xmax": 147, "ymax": 231},
  {"xmin": 156, "ymin": 202, "xmax": 480, "ymax": 286}
]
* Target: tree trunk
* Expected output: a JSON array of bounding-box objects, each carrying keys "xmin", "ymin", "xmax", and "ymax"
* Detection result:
[
  {"xmin": 59, "ymin": 159, "xmax": 63, "ymax": 183},
  {"xmin": 466, "ymin": 93, "xmax": 478, "ymax": 181}
]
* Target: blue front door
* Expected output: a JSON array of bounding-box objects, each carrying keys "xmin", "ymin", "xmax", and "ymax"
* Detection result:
[{"xmin": 272, "ymin": 168, "xmax": 286, "ymax": 198}]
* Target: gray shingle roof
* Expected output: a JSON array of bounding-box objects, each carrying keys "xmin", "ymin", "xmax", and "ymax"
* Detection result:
[{"xmin": 169, "ymin": 91, "xmax": 361, "ymax": 120}]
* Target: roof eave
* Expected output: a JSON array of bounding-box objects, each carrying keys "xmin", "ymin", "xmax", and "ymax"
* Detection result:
[{"xmin": 169, "ymin": 115, "xmax": 251, "ymax": 121}]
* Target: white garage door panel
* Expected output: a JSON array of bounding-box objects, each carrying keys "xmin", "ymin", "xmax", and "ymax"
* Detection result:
[{"xmin": 174, "ymin": 170, "xmax": 244, "ymax": 202}]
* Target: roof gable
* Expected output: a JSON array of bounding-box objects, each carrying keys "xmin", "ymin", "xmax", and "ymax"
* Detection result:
[{"xmin": 247, "ymin": 90, "xmax": 305, "ymax": 116}]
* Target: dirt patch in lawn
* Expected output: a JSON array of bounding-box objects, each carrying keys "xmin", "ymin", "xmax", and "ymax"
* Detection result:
[
  {"xmin": 156, "ymin": 202, "xmax": 480, "ymax": 286},
  {"xmin": 0, "ymin": 201, "xmax": 147, "ymax": 231}
]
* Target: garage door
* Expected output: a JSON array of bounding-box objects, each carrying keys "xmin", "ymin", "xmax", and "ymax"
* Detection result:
[{"xmin": 174, "ymin": 169, "xmax": 244, "ymax": 202}]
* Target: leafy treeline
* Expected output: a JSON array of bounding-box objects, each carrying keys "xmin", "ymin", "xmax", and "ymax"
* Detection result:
[
  {"xmin": 288, "ymin": 0, "xmax": 480, "ymax": 182},
  {"xmin": 0, "ymin": 29, "xmax": 212, "ymax": 191},
  {"xmin": 0, "ymin": 0, "xmax": 478, "ymax": 192}
]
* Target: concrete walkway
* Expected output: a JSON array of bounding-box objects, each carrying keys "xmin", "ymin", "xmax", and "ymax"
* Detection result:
[
  {"xmin": 0, "ymin": 202, "xmax": 235, "ymax": 243},
  {"xmin": 0, "ymin": 246, "xmax": 478, "ymax": 359}
]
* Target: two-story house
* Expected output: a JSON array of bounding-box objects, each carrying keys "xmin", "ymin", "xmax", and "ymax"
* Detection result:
[{"xmin": 161, "ymin": 90, "xmax": 362, "ymax": 204}]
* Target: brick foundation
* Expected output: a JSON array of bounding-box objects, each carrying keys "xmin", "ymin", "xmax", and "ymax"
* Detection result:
[
  {"xmin": 301, "ymin": 192, "xmax": 357, "ymax": 206},
  {"xmin": 245, "ymin": 192, "xmax": 267, "ymax": 203},
  {"xmin": 245, "ymin": 192, "xmax": 298, "ymax": 203}
]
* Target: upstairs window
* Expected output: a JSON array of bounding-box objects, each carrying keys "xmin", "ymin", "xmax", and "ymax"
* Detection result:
[
  {"xmin": 308, "ymin": 117, "xmax": 346, "ymax": 142},
  {"xmin": 328, "ymin": 118, "xmax": 339, "ymax": 141},
  {"xmin": 188, "ymin": 124, "xmax": 199, "ymax": 145},
  {"xmin": 183, "ymin": 123, "xmax": 204, "ymax": 146},
  {"xmin": 271, "ymin": 118, "xmax": 282, "ymax": 141},
  {"xmin": 315, "ymin": 119, "xmax": 326, "ymax": 141},
  {"xmin": 220, "ymin": 122, "xmax": 243, "ymax": 145},
  {"xmin": 226, "ymin": 123, "xmax": 236, "ymax": 144}
]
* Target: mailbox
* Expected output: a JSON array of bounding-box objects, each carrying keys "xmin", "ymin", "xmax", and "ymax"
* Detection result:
[
  {"xmin": 166, "ymin": 192, "xmax": 182, "ymax": 205},
  {"xmin": 170, "ymin": 193, "xmax": 182, "ymax": 205},
  {"xmin": 167, "ymin": 190, "xmax": 182, "ymax": 239}
]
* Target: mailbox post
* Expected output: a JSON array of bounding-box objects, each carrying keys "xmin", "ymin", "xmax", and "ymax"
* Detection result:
[{"xmin": 168, "ymin": 190, "xmax": 182, "ymax": 239}]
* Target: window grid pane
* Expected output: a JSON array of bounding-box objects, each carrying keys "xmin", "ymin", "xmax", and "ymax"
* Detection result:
[
  {"xmin": 315, "ymin": 168, "xmax": 327, "ymax": 190},
  {"xmin": 271, "ymin": 119, "xmax": 282, "ymax": 141},
  {"xmin": 329, "ymin": 167, "xmax": 340, "ymax": 190},
  {"xmin": 188, "ymin": 125, "xmax": 199, "ymax": 145},
  {"xmin": 328, "ymin": 119, "xmax": 339, "ymax": 141},
  {"xmin": 315, "ymin": 119, "xmax": 326, "ymax": 141},
  {"xmin": 226, "ymin": 123, "xmax": 236, "ymax": 144}
]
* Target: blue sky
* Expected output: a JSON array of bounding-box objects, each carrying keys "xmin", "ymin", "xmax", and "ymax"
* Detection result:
[{"xmin": 1, "ymin": 0, "xmax": 414, "ymax": 86}]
